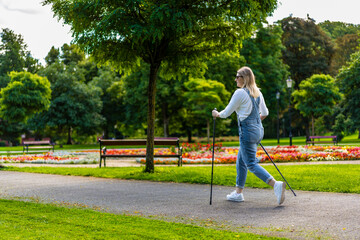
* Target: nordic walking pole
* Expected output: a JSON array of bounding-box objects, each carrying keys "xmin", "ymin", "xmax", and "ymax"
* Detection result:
[
  {"xmin": 259, "ymin": 143, "xmax": 297, "ymax": 196},
  {"xmin": 210, "ymin": 108, "xmax": 217, "ymax": 205}
]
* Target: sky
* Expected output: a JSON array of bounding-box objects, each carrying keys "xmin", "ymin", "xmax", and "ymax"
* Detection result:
[{"xmin": 1, "ymin": 0, "xmax": 360, "ymax": 65}]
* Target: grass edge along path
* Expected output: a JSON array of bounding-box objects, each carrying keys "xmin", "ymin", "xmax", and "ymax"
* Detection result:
[
  {"xmin": 2, "ymin": 164, "xmax": 360, "ymax": 194},
  {"xmin": 0, "ymin": 199, "xmax": 285, "ymax": 240}
]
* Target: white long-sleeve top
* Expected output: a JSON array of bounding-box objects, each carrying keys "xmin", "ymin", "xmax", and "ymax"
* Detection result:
[{"xmin": 219, "ymin": 88, "xmax": 269, "ymax": 121}]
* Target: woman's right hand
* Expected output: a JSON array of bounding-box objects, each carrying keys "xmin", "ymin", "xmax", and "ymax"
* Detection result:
[{"xmin": 212, "ymin": 110, "xmax": 219, "ymax": 118}]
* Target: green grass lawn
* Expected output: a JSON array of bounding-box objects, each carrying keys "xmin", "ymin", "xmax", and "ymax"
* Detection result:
[
  {"xmin": 3, "ymin": 164, "xmax": 360, "ymax": 194},
  {"xmin": 0, "ymin": 199, "xmax": 283, "ymax": 240}
]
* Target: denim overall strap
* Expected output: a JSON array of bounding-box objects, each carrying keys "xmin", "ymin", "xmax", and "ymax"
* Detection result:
[{"xmin": 237, "ymin": 88, "xmax": 261, "ymax": 127}]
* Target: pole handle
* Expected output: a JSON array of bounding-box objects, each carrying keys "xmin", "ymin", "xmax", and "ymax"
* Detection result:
[{"xmin": 213, "ymin": 108, "xmax": 217, "ymax": 120}]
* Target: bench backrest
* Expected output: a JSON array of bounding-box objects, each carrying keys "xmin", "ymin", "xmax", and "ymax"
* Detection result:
[
  {"xmin": 99, "ymin": 138, "xmax": 179, "ymax": 146},
  {"xmin": 23, "ymin": 140, "xmax": 51, "ymax": 145},
  {"xmin": 309, "ymin": 136, "xmax": 337, "ymax": 139}
]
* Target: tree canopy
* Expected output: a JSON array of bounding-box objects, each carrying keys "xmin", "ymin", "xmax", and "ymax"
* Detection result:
[
  {"xmin": 318, "ymin": 21, "xmax": 360, "ymax": 40},
  {"xmin": 0, "ymin": 28, "xmax": 39, "ymax": 76},
  {"xmin": 280, "ymin": 17, "xmax": 335, "ymax": 89},
  {"xmin": 0, "ymin": 71, "xmax": 51, "ymax": 123},
  {"xmin": 330, "ymin": 34, "xmax": 360, "ymax": 76},
  {"xmin": 336, "ymin": 51, "xmax": 360, "ymax": 138},
  {"xmin": 292, "ymin": 74, "xmax": 342, "ymax": 135},
  {"xmin": 184, "ymin": 77, "xmax": 230, "ymax": 142}
]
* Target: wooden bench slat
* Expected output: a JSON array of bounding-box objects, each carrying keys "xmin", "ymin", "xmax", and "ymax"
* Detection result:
[{"xmin": 100, "ymin": 139, "xmax": 178, "ymax": 146}]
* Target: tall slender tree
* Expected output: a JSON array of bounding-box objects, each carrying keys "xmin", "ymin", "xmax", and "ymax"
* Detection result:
[{"xmin": 43, "ymin": 0, "xmax": 278, "ymax": 172}]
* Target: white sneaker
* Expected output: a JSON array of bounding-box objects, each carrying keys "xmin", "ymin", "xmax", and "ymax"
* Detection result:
[
  {"xmin": 226, "ymin": 190, "xmax": 244, "ymax": 202},
  {"xmin": 274, "ymin": 181, "xmax": 286, "ymax": 205}
]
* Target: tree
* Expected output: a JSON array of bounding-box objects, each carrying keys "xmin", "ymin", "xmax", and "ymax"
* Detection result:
[
  {"xmin": 280, "ymin": 17, "xmax": 335, "ymax": 89},
  {"xmin": 332, "ymin": 113, "xmax": 354, "ymax": 142},
  {"xmin": 318, "ymin": 21, "xmax": 360, "ymax": 40},
  {"xmin": 0, "ymin": 28, "xmax": 39, "ymax": 76},
  {"xmin": 90, "ymin": 66, "xmax": 123, "ymax": 139},
  {"xmin": 336, "ymin": 51, "xmax": 360, "ymax": 138},
  {"xmin": 45, "ymin": 46, "xmax": 60, "ymax": 65},
  {"xmin": 184, "ymin": 78, "xmax": 230, "ymax": 143},
  {"xmin": 0, "ymin": 28, "xmax": 26, "ymax": 76},
  {"xmin": 292, "ymin": 74, "xmax": 342, "ymax": 136},
  {"xmin": 119, "ymin": 63, "xmax": 185, "ymax": 138},
  {"xmin": 330, "ymin": 34, "xmax": 360, "ymax": 76},
  {"xmin": 60, "ymin": 43, "xmax": 85, "ymax": 65},
  {"xmin": 25, "ymin": 52, "xmax": 41, "ymax": 73},
  {"xmin": 0, "ymin": 29, "xmax": 42, "ymax": 143},
  {"xmin": 44, "ymin": 0, "xmax": 277, "ymax": 172},
  {"xmin": 37, "ymin": 62, "xmax": 104, "ymax": 144},
  {"xmin": 156, "ymin": 74, "xmax": 185, "ymax": 138},
  {"xmin": 204, "ymin": 51, "xmax": 246, "ymax": 94},
  {"xmin": 0, "ymin": 71, "xmax": 51, "ymax": 123},
  {"xmin": 240, "ymin": 24, "xmax": 289, "ymax": 138}
]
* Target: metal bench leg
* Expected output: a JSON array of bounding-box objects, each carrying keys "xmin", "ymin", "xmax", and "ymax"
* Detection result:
[{"xmin": 104, "ymin": 157, "xmax": 106, "ymax": 167}]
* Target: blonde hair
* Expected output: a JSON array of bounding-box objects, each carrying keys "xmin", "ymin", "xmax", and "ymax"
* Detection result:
[{"xmin": 237, "ymin": 66, "xmax": 260, "ymax": 98}]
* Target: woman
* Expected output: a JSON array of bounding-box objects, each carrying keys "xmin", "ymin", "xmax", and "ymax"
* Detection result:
[{"xmin": 212, "ymin": 66, "xmax": 286, "ymax": 205}]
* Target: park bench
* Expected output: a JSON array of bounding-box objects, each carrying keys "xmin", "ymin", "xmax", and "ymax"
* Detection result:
[
  {"xmin": 306, "ymin": 136, "xmax": 337, "ymax": 145},
  {"xmin": 23, "ymin": 140, "xmax": 55, "ymax": 153},
  {"xmin": 99, "ymin": 138, "xmax": 183, "ymax": 168}
]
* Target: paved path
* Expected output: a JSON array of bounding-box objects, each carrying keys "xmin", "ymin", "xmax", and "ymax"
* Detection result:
[{"xmin": 1, "ymin": 171, "xmax": 359, "ymax": 239}]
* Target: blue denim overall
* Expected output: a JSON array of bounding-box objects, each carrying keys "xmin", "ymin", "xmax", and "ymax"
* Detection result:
[{"xmin": 236, "ymin": 88, "xmax": 273, "ymax": 188}]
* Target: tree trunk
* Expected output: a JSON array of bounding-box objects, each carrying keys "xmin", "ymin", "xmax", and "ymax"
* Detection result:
[
  {"xmin": 162, "ymin": 103, "xmax": 169, "ymax": 137},
  {"xmin": 145, "ymin": 63, "xmax": 159, "ymax": 173},
  {"xmin": 67, "ymin": 126, "xmax": 72, "ymax": 144},
  {"xmin": 304, "ymin": 116, "xmax": 310, "ymax": 139},
  {"xmin": 103, "ymin": 128, "xmax": 109, "ymax": 139},
  {"xmin": 206, "ymin": 119, "xmax": 210, "ymax": 144},
  {"xmin": 358, "ymin": 129, "xmax": 360, "ymax": 139},
  {"xmin": 311, "ymin": 115, "xmax": 315, "ymax": 136},
  {"xmin": 187, "ymin": 128, "xmax": 192, "ymax": 143}
]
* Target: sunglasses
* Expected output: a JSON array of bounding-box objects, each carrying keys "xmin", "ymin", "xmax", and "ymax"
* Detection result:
[{"xmin": 235, "ymin": 75, "xmax": 243, "ymax": 79}]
